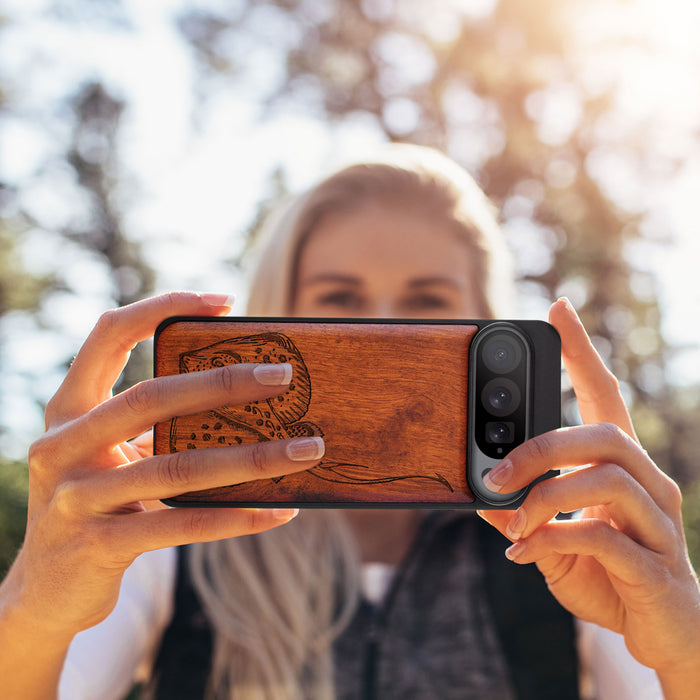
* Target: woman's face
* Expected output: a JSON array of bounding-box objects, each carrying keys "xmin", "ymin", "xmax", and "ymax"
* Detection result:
[{"xmin": 292, "ymin": 202, "xmax": 484, "ymax": 319}]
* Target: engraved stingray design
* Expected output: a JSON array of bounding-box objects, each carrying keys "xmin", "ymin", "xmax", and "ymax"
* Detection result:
[
  {"xmin": 169, "ymin": 332, "xmax": 453, "ymax": 492},
  {"xmin": 171, "ymin": 333, "xmax": 323, "ymax": 483}
]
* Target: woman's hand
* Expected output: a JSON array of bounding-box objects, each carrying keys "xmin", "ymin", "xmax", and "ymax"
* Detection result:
[
  {"xmin": 1, "ymin": 292, "xmax": 324, "ymax": 647},
  {"xmin": 478, "ymin": 298, "xmax": 700, "ymax": 696}
]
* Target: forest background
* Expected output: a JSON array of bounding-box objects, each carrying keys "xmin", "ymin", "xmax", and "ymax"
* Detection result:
[{"xmin": 1, "ymin": 0, "xmax": 700, "ymax": 574}]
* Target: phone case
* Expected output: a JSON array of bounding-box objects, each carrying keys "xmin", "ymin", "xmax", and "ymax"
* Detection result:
[{"xmin": 153, "ymin": 317, "xmax": 560, "ymax": 509}]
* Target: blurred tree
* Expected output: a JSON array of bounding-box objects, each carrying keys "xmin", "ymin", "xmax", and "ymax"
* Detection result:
[
  {"xmin": 0, "ymin": 11, "xmax": 43, "ymax": 571},
  {"xmin": 0, "ymin": 203, "xmax": 54, "ymax": 317},
  {"xmin": 0, "ymin": 21, "xmax": 155, "ymax": 568},
  {"xmin": 0, "ymin": 198, "xmax": 46, "ymax": 576},
  {"xmin": 0, "ymin": 80, "xmax": 156, "ymax": 416},
  {"xmin": 62, "ymin": 80, "xmax": 156, "ymax": 391}
]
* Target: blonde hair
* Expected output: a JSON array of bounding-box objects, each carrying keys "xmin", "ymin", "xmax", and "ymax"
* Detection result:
[
  {"xmin": 188, "ymin": 144, "xmax": 514, "ymax": 699},
  {"xmin": 246, "ymin": 143, "xmax": 514, "ymax": 318},
  {"xmin": 189, "ymin": 512, "xmax": 359, "ymax": 700}
]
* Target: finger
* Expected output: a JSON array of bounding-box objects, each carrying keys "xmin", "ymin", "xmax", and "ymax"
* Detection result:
[
  {"xmin": 548, "ymin": 298, "xmax": 636, "ymax": 439},
  {"xmin": 504, "ymin": 517, "xmax": 662, "ymax": 588},
  {"xmin": 483, "ymin": 424, "xmax": 680, "ymax": 514},
  {"xmin": 109, "ymin": 506, "xmax": 301, "ymax": 558},
  {"xmin": 127, "ymin": 430, "xmax": 153, "ymax": 459},
  {"xmin": 47, "ymin": 292, "xmax": 234, "ymax": 424},
  {"xmin": 476, "ymin": 509, "xmax": 516, "ymax": 540},
  {"xmin": 87, "ymin": 436, "xmax": 325, "ymax": 508},
  {"xmin": 504, "ymin": 464, "xmax": 675, "ymax": 554},
  {"xmin": 120, "ymin": 441, "xmax": 143, "ymax": 462},
  {"xmin": 66, "ymin": 362, "xmax": 293, "ymax": 456},
  {"xmin": 120, "ymin": 431, "xmax": 152, "ymax": 461}
]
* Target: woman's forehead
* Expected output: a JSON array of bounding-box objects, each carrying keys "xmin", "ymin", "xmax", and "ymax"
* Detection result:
[{"xmin": 298, "ymin": 203, "xmax": 472, "ymax": 276}]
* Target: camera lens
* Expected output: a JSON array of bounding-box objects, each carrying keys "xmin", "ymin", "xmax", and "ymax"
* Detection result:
[
  {"xmin": 489, "ymin": 387, "xmax": 511, "ymax": 411},
  {"xmin": 482, "ymin": 334, "xmax": 522, "ymax": 374},
  {"xmin": 481, "ymin": 378, "xmax": 521, "ymax": 417},
  {"xmin": 486, "ymin": 421, "xmax": 514, "ymax": 444}
]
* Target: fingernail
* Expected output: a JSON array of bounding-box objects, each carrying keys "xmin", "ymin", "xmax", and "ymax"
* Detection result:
[
  {"xmin": 254, "ymin": 363, "xmax": 293, "ymax": 386},
  {"xmin": 557, "ymin": 296, "xmax": 578, "ymax": 319},
  {"xmin": 505, "ymin": 541, "xmax": 527, "ymax": 561},
  {"xmin": 199, "ymin": 293, "xmax": 236, "ymax": 308},
  {"xmin": 506, "ymin": 509, "xmax": 527, "ymax": 540},
  {"xmin": 483, "ymin": 460, "xmax": 512, "ymax": 493},
  {"xmin": 286, "ymin": 436, "xmax": 325, "ymax": 461},
  {"xmin": 273, "ymin": 508, "xmax": 299, "ymax": 521}
]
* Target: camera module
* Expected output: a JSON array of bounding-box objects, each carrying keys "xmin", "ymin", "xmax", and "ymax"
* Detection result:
[
  {"xmin": 470, "ymin": 323, "xmax": 531, "ymax": 463},
  {"xmin": 467, "ymin": 320, "xmax": 560, "ymax": 507}
]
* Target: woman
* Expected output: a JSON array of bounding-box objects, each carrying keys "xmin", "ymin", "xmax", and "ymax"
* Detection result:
[{"xmin": 0, "ymin": 145, "xmax": 698, "ymax": 699}]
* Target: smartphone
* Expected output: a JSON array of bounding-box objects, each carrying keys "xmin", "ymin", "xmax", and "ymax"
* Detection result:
[{"xmin": 153, "ymin": 317, "xmax": 560, "ymax": 509}]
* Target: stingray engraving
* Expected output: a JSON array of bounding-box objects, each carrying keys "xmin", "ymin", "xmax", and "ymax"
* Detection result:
[{"xmin": 169, "ymin": 332, "xmax": 453, "ymax": 492}]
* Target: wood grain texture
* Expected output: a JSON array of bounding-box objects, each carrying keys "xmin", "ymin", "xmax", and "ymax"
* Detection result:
[{"xmin": 154, "ymin": 320, "xmax": 478, "ymax": 506}]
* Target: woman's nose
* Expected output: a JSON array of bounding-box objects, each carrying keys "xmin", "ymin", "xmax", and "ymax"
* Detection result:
[{"xmin": 368, "ymin": 300, "xmax": 398, "ymax": 318}]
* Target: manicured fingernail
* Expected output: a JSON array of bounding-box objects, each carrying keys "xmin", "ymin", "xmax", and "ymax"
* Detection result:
[
  {"xmin": 505, "ymin": 541, "xmax": 527, "ymax": 561},
  {"xmin": 199, "ymin": 293, "xmax": 236, "ymax": 308},
  {"xmin": 254, "ymin": 363, "xmax": 292, "ymax": 386},
  {"xmin": 483, "ymin": 460, "xmax": 512, "ymax": 493},
  {"xmin": 273, "ymin": 508, "xmax": 299, "ymax": 521},
  {"xmin": 286, "ymin": 436, "xmax": 325, "ymax": 461},
  {"xmin": 506, "ymin": 509, "xmax": 527, "ymax": 540}
]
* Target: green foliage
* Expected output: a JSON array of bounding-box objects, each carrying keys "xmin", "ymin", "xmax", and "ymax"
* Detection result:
[
  {"xmin": 0, "ymin": 460, "xmax": 28, "ymax": 577},
  {"xmin": 682, "ymin": 478, "xmax": 700, "ymax": 572},
  {"xmin": 0, "ymin": 224, "xmax": 54, "ymax": 316}
]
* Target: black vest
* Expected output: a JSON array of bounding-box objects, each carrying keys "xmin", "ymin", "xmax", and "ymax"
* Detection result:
[{"xmin": 148, "ymin": 514, "xmax": 579, "ymax": 699}]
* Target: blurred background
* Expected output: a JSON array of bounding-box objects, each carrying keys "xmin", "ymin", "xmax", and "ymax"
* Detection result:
[{"xmin": 1, "ymin": 0, "xmax": 699, "ymax": 574}]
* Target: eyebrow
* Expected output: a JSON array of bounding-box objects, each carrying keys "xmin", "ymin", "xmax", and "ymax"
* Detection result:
[
  {"xmin": 301, "ymin": 273, "xmax": 362, "ymax": 286},
  {"xmin": 300, "ymin": 274, "xmax": 464, "ymax": 290},
  {"xmin": 407, "ymin": 277, "xmax": 462, "ymax": 290}
]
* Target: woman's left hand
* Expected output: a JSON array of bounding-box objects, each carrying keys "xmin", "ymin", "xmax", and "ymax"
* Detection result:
[{"xmin": 478, "ymin": 298, "xmax": 700, "ymax": 696}]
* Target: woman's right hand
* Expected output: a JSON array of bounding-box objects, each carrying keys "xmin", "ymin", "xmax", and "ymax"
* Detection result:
[{"xmin": 1, "ymin": 292, "xmax": 324, "ymax": 642}]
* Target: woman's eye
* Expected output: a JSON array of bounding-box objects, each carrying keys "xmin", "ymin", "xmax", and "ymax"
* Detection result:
[
  {"xmin": 315, "ymin": 290, "xmax": 365, "ymax": 310},
  {"xmin": 403, "ymin": 295, "xmax": 451, "ymax": 311}
]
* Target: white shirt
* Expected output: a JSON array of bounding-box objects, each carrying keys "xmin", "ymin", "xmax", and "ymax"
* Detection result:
[
  {"xmin": 59, "ymin": 548, "xmax": 663, "ymax": 700},
  {"xmin": 59, "ymin": 548, "xmax": 176, "ymax": 700}
]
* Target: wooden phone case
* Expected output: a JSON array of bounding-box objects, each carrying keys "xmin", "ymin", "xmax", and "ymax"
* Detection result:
[{"xmin": 153, "ymin": 317, "xmax": 560, "ymax": 508}]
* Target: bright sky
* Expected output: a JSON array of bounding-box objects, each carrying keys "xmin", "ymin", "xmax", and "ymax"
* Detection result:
[{"xmin": 1, "ymin": 0, "xmax": 699, "ymax": 456}]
